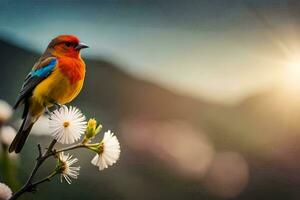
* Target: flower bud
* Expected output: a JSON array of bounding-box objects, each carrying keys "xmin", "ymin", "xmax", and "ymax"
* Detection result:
[{"xmin": 84, "ymin": 118, "xmax": 102, "ymax": 142}]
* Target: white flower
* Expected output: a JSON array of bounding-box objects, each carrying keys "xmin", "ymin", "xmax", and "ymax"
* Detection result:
[
  {"xmin": 0, "ymin": 100, "xmax": 12, "ymax": 123},
  {"xmin": 91, "ymin": 130, "xmax": 121, "ymax": 171},
  {"xmin": 57, "ymin": 152, "xmax": 80, "ymax": 184},
  {"xmin": 49, "ymin": 106, "xmax": 87, "ymax": 144},
  {"xmin": 0, "ymin": 182, "xmax": 12, "ymax": 200},
  {"xmin": 0, "ymin": 126, "xmax": 16, "ymax": 146}
]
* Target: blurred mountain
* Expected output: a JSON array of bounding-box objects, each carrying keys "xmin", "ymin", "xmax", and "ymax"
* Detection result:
[{"xmin": 238, "ymin": 85, "xmax": 300, "ymax": 135}]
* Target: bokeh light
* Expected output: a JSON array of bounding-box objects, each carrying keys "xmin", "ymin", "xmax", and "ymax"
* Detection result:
[
  {"xmin": 121, "ymin": 119, "xmax": 215, "ymax": 179},
  {"xmin": 0, "ymin": 100, "xmax": 12, "ymax": 124},
  {"xmin": 282, "ymin": 54, "xmax": 300, "ymax": 93},
  {"xmin": 203, "ymin": 152, "xmax": 249, "ymax": 198}
]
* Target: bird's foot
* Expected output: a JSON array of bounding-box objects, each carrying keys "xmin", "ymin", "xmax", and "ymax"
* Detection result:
[
  {"xmin": 45, "ymin": 107, "xmax": 52, "ymax": 117},
  {"xmin": 54, "ymin": 103, "xmax": 62, "ymax": 110}
]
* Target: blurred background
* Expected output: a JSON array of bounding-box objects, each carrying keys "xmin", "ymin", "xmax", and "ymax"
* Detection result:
[{"xmin": 1, "ymin": 0, "xmax": 300, "ymax": 199}]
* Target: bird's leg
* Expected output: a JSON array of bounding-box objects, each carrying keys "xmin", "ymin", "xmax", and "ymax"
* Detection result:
[
  {"xmin": 54, "ymin": 103, "xmax": 62, "ymax": 110},
  {"xmin": 48, "ymin": 98, "xmax": 62, "ymax": 111},
  {"xmin": 45, "ymin": 107, "xmax": 52, "ymax": 116}
]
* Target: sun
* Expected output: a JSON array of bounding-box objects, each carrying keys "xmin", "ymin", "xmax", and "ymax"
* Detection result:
[
  {"xmin": 283, "ymin": 56, "xmax": 300, "ymax": 92},
  {"xmin": 286, "ymin": 60, "xmax": 300, "ymax": 83}
]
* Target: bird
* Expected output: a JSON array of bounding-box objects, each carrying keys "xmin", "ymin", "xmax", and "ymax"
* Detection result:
[{"xmin": 9, "ymin": 35, "xmax": 89, "ymax": 153}]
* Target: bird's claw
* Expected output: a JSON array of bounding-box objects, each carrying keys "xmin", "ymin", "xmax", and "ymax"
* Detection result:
[
  {"xmin": 54, "ymin": 103, "xmax": 62, "ymax": 110},
  {"xmin": 45, "ymin": 103, "xmax": 62, "ymax": 118},
  {"xmin": 45, "ymin": 107, "xmax": 52, "ymax": 117}
]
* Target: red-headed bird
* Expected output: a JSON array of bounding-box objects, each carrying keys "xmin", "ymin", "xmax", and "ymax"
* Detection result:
[{"xmin": 9, "ymin": 35, "xmax": 88, "ymax": 153}]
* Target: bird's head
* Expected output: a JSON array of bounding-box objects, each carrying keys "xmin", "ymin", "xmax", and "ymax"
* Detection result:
[{"xmin": 47, "ymin": 35, "xmax": 89, "ymax": 58}]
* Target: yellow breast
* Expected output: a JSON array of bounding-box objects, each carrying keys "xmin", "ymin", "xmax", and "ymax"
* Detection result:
[{"xmin": 32, "ymin": 67, "xmax": 84, "ymax": 107}]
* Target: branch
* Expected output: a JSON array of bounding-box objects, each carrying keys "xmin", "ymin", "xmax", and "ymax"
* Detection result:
[
  {"xmin": 10, "ymin": 140, "xmax": 57, "ymax": 200},
  {"xmin": 10, "ymin": 140, "xmax": 93, "ymax": 200},
  {"xmin": 54, "ymin": 143, "xmax": 87, "ymax": 154},
  {"xmin": 37, "ymin": 144, "xmax": 42, "ymax": 158},
  {"xmin": 30, "ymin": 171, "xmax": 58, "ymax": 190}
]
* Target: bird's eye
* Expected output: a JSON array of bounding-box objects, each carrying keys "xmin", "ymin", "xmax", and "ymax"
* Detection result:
[{"xmin": 65, "ymin": 42, "xmax": 72, "ymax": 47}]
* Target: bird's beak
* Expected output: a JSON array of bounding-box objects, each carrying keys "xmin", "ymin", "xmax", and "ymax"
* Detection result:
[{"xmin": 75, "ymin": 42, "xmax": 89, "ymax": 50}]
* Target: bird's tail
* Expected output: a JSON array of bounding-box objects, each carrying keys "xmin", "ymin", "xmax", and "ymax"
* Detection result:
[{"xmin": 9, "ymin": 109, "xmax": 35, "ymax": 153}]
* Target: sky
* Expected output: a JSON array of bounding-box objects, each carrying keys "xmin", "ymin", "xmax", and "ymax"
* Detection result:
[{"xmin": 0, "ymin": 0, "xmax": 300, "ymax": 104}]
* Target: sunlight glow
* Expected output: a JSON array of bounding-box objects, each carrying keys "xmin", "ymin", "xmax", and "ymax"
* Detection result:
[{"xmin": 284, "ymin": 57, "xmax": 300, "ymax": 91}]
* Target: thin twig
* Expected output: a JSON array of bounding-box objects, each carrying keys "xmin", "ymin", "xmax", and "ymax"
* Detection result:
[
  {"xmin": 54, "ymin": 143, "xmax": 87, "ymax": 154},
  {"xmin": 30, "ymin": 171, "xmax": 58, "ymax": 190},
  {"xmin": 37, "ymin": 144, "xmax": 42, "ymax": 158},
  {"xmin": 47, "ymin": 140, "xmax": 57, "ymax": 153}
]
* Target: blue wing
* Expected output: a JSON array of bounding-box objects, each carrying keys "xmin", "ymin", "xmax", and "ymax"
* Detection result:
[
  {"xmin": 30, "ymin": 59, "xmax": 57, "ymax": 77},
  {"xmin": 14, "ymin": 57, "xmax": 57, "ymax": 109}
]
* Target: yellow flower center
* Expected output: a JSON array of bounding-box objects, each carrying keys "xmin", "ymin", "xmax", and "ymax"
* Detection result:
[
  {"xmin": 99, "ymin": 143, "xmax": 104, "ymax": 154},
  {"xmin": 63, "ymin": 121, "xmax": 70, "ymax": 128},
  {"xmin": 61, "ymin": 163, "xmax": 67, "ymax": 172}
]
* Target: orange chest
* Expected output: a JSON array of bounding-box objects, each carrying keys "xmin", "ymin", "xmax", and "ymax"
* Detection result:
[{"xmin": 57, "ymin": 57, "xmax": 86, "ymax": 84}]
